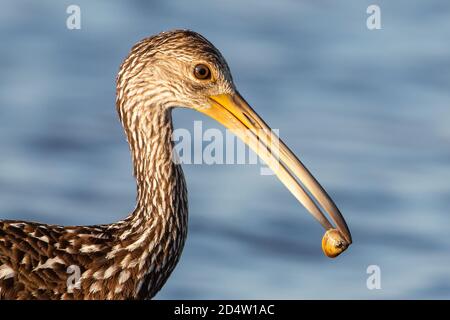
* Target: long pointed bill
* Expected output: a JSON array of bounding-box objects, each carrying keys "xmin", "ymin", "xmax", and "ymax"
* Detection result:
[{"xmin": 199, "ymin": 92, "xmax": 352, "ymax": 256}]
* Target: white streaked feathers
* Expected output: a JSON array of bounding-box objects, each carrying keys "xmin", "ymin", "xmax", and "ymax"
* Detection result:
[
  {"xmin": 33, "ymin": 257, "xmax": 65, "ymax": 271},
  {"xmin": 0, "ymin": 264, "xmax": 15, "ymax": 280},
  {"xmin": 80, "ymin": 244, "xmax": 102, "ymax": 253}
]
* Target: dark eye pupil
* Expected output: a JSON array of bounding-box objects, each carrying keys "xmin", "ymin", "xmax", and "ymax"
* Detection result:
[{"xmin": 194, "ymin": 64, "xmax": 210, "ymax": 79}]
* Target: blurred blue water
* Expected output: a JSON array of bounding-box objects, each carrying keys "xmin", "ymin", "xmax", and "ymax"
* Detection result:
[{"xmin": 0, "ymin": 0, "xmax": 449, "ymax": 299}]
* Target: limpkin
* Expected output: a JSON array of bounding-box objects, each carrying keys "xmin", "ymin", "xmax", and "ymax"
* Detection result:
[{"xmin": 0, "ymin": 30, "xmax": 351, "ymax": 300}]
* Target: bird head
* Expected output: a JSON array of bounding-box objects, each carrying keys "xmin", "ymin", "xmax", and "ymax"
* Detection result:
[{"xmin": 117, "ymin": 29, "xmax": 352, "ymax": 254}]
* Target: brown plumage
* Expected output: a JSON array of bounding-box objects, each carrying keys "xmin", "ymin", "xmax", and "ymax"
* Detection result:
[{"xmin": 0, "ymin": 29, "xmax": 352, "ymax": 300}]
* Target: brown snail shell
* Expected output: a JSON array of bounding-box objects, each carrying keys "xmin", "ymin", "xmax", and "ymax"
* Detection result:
[{"xmin": 322, "ymin": 228, "xmax": 349, "ymax": 258}]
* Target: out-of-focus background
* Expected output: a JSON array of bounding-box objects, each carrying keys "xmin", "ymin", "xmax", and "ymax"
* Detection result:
[{"xmin": 0, "ymin": 0, "xmax": 449, "ymax": 299}]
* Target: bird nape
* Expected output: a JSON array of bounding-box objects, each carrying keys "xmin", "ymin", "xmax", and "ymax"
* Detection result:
[{"xmin": 0, "ymin": 29, "xmax": 351, "ymax": 300}]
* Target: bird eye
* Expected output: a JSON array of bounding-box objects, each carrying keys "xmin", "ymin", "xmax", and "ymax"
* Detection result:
[{"xmin": 193, "ymin": 64, "xmax": 211, "ymax": 80}]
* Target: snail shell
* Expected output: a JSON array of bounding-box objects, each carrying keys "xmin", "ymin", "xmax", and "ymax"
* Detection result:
[{"xmin": 322, "ymin": 228, "xmax": 349, "ymax": 258}]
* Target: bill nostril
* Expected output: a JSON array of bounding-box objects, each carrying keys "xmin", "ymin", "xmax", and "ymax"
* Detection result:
[{"xmin": 242, "ymin": 112, "xmax": 256, "ymax": 126}]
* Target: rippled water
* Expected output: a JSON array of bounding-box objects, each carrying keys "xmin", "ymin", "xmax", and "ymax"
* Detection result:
[{"xmin": 1, "ymin": 0, "xmax": 449, "ymax": 299}]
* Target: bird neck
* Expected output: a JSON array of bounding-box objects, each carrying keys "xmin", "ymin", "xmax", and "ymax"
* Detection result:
[
  {"xmin": 117, "ymin": 87, "xmax": 187, "ymax": 219},
  {"xmin": 130, "ymin": 108, "xmax": 178, "ymax": 209},
  {"xmin": 113, "ymin": 92, "xmax": 188, "ymax": 297}
]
